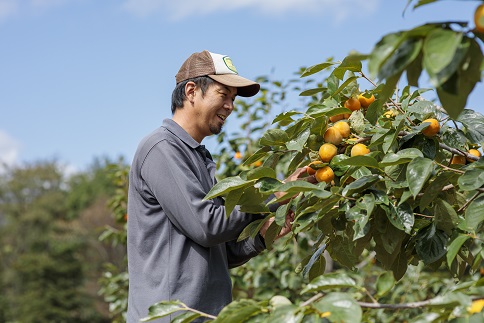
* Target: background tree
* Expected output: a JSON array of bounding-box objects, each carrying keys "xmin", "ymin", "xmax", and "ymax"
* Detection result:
[{"xmin": 0, "ymin": 161, "xmax": 105, "ymax": 322}]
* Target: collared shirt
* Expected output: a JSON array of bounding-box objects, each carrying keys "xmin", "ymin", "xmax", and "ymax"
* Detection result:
[{"xmin": 127, "ymin": 119, "xmax": 266, "ymax": 323}]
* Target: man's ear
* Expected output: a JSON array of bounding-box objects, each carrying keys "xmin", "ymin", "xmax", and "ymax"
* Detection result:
[{"xmin": 185, "ymin": 82, "xmax": 197, "ymax": 103}]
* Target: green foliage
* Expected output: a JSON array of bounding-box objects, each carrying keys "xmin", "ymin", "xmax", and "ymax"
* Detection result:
[
  {"xmin": 0, "ymin": 162, "xmax": 106, "ymax": 322},
  {"xmin": 98, "ymin": 162, "xmax": 130, "ymax": 323}
]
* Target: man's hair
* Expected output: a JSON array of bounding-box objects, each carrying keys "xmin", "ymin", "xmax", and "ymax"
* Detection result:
[{"xmin": 171, "ymin": 76, "xmax": 217, "ymax": 114}]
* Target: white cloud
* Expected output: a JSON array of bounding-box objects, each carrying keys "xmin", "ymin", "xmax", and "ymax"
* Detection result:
[
  {"xmin": 0, "ymin": 0, "xmax": 19, "ymax": 21},
  {"xmin": 121, "ymin": 0, "xmax": 380, "ymax": 21},
  {"xmin": 0, "ymin": 130, "xmax": 21, "ymax": 171},
  {"xmin": 0, "ymin": 0, "xmax": 70, "ymax": 21}
]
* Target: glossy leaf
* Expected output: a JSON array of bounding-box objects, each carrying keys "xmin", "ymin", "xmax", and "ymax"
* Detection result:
[
  {"xmin": 458, "ymin": 169, "xmax": 484, "ymax": 191},
  {"xmin": 312, "ymin": 293, "xmax": 362, "ymax": 323},
  {"xmin": 415, "ymin": 224, "xmax": 448, "ymax": 265},
  {"xmin": 141, "ymin": 300, "xmax": 186, "ymax": 321},
  {"xmin": 434, "ymin": 198, "xmax": 458, "ymax": 235},
  {"xmin": 446, "ymin": 234, "xmax": 471, "ymax": 268},
  {"xmin": 204, "ymin": 177, "xmax": 254, "ymax": 200},
  {"xmin": 406, "ymin": 157, "xmax": 434, "ymax": 197},
  {"xmin": 465, "ymin": 195, "xmax": 484, "ymax": 230},
  {"xmin": 301, "ymin": 273, "xmax": 356, "ymax": 294},
  {"xmin": 259, "ymin": 129, "xmax": 289, "ymax": 146},
  {"xmin": 213, "ymin": 299, "xmax": 262, "ymax": 323}
]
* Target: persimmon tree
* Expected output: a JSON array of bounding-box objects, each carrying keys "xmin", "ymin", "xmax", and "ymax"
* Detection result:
[{"xmin": 143, "ymin": 1, "xmax": 484, "ymax": 322}]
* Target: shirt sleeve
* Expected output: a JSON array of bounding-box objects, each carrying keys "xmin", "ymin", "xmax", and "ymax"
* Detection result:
[
  {"xmin": 226, "ymin": 234, "xmax": 266, "ymax": 269},
  {"xmin": 140, "ymin": 139, "xmax": 261, "ymax": 248}
]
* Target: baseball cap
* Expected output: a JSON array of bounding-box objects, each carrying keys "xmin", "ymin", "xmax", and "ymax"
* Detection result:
[{"xmin": 175, "ymin": 50, "xmax": 260, "ymax": 97}]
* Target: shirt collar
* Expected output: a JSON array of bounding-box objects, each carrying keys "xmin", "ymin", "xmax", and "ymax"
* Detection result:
[
  {"xmin": 162, "ymin": 119, "xmax": 214, "ymax": 162},
  {"xmin": 162, "ymin": 118, "xmax": 203, "ymax": 150}
]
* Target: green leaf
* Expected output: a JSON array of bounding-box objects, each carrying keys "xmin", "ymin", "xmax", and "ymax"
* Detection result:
[
  {"xmin": 331, "ymin": 76, "xmax": 358, "ymax": 97},
  {"xmin": 420, "ymin": 172, "xmax": 458, "ymax": 210},
  {"xmin": 422, "ymin": 29, "xmax": 465, "ymax": 87},
  {"xmin": 171, "ymin": 312, "xmax": 202, "ymax": 323},
  {"xmin": 406, "ymin": 157, "xmax": 434, "ymax": 197},
  {"xmin": 376, "ymin": 271, "xmax": 395, "ymax": 297},
  {"xmin": 338, "ymin": 155, "xmax": 380, "ymax": 169},
  {"xmin": 299, "ymin": 87, "xmax": 327, "ymax": 97},
  {"xmin": 242, "ymin": 146, "xmax": 271, "ymax": 166},
  {"xmin": 333, "ymin": 55, "xmax": 363, "ymax": 80},
  {"xmin": 301, "ymin": 272, "xmax": 356, "ymax": 294},
  {"xmin": 465, "ymin": 195, "xmax": 484, "ymax": 230},
  {"xmin": 428, "ymin": 292, "xmax": 471, "ymax": 309},
  {"xmin": 141, "ymin": 300, "xmax": 186, "ymax": 322},
  {"xmin": 415, "ymin": 224, "xmax": 448, "ymax": 265},
  {"xmin": 368, "ymin": 32, "xmax": 405, "ymax": 79},
  {"xmin": 242, "ymin": 167, "xmax": 277, "ymax": 180},
  {"xmin": 342, "ymin": 174, "xmax": 380, "ymax": 197},
  {"xmin": 301, "ymin": 61, "xmax": 337, "ymax": 77},
  {"xmin": 446, "ymin": 234, "xmax": 470, "ymax": 268},
  {"xmin": 213, "ymin": 299, "xmax": 262, "ymax": 323},
  {"xmin": 272, "ymin": 110, "xmax": 303, "ymax": 126},
  {"xmin": 378, "ymin": 37, "xmax": 423, "ymax": 81},
  {"xmin": 286, "ymin": 128, "xmax": 310, "ymax": 153},
  {"xmin": 225, "ymin": 187, "xmax": 245, "ymax": 217},
  {"xmin": 269, "ymin": 304, "xmax": 304, "ymax": 322},
  {"xmin": 302, "ymin": 244, "xmax": 327, "ymax": 281},
  {"xmin": 380, "ymin": 148, "xmax": 423, "ymax": 167},
  {"xmin": 434, "ymin": 199, "xmax": 459, "ymax": 235},
  {"xmin": 259, "ymin": 129, "xmax": 289, "ymax": 146},
  {"xmin": 457, "ymin": 109, "xmax": 484, "ymax": 144},
  {"xmin": 458, "ymin": 169, "xmax": 484, "ymax": 191},
  {"xmin": 257, "ymin": 177, "xmax": 283, "ymax": 194},
  {"xmin": 437, "ymin": 39, "xmax": 483, "ymax": 120},
  {"xmin": 275, "ymin": 203, "xmax": 290, "ymax": 227},
  {"xmin": 312, "ymin": 293, "xmax": 362, "ymax": 323},
  {"xmin": 237, "ymin": 218, "xmax": 265, "ymax": 242},
  {"xmin": 388, "ymin": 202, "xmax": 415, "ymax": 234},
  {"xmin": 204, "ymin": 176, "xmax": 254, "ymax": 200}
]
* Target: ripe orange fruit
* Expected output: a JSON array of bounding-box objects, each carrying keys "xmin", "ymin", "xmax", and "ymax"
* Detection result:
[
  {"xmin": 467, "ymin": 149, "xmax": 481, "ymax": 163},
  {"xmin": 421, "ymin": 118, "xmax": 440, "ymax": 137},
  {"xmin": 319, "ymin": 143, "xmax": 338, "ymax": 163},
  {"xmin": 329, "ymin": 114, "xmax": 344, "ymax": 123},
  {"xmin": 251, "ymin": 160, "xmax": 263, "ymax": 167},
  {"xmin": 344, "ymin": 97, "xmax": 361, "ymax": 112},
  {"xmin": 234, "ymin": 151, "xmax": 242, "ymax": 159},
  {"xmin": 358, "ymin": 93, "xmax": 375, "ymax": 108},
  {"xmin": 475, "ymin": 4, "xmax": 484, "ymax": 33},
  {"xmin": 450, "ymin": 155, "xmax": 466, "ymax": 165},
  {"xmin": 324, "ymin": 127, "xmax": 343, "ymax": 145},
  {"xmin": 351, "ymin": 143, "xmax": 370, "ymax": 157},
  {"xmin": 315, "ymin": 166, "xmax": 334, "ymax": 184},
  {"xmin": 333, "ymin": 121, "xmax": 351, "ymax": 138},
  {"xmin": 307, "ymin": 161, "xmax": 323, "ymax": 175}
]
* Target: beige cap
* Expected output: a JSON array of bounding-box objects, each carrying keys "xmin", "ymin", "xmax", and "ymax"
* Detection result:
[{"xmin": 175, "ymin": 50, "xmax": 260, "ymax": 97}]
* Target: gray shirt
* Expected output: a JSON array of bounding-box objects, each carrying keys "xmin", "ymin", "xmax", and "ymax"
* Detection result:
[{"xmin": 127, "ymin": 119, "xmax": 267, "ymax": 322}]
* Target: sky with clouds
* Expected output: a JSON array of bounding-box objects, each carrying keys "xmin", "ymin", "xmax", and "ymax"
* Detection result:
[{"xmin": 0, "ymin": 0, "xmax": 483, "ymax": 173}]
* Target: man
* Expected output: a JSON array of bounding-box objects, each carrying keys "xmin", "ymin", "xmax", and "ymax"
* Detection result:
[{"xmin": 127, "ymin": 50, "xmax": 307, "ymax": 322}]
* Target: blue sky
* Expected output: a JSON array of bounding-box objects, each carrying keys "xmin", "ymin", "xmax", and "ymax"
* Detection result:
[{"xmin": 1, "ymin": 0, "xmax": 483, "ymax": 173}]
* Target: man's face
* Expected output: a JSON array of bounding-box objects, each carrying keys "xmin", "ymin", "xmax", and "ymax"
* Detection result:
[{"xmin": 193, "ymin": 82, "xmax": 237, "ymax": 140}]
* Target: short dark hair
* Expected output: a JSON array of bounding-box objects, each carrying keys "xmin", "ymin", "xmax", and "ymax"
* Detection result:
[{"xmin": 171, "ymin": 76, "xmax": 216, "ymax": 114}]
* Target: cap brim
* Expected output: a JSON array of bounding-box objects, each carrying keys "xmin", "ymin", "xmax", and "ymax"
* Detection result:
[{"xmin": 208, "ymin": 74, "xmax": 260, "ymax": 97}]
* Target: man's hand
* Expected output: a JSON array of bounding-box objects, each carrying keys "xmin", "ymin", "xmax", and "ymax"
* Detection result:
[{"xmin": 260, "ymin": 167, "xmax": 316, "ymax": 241}]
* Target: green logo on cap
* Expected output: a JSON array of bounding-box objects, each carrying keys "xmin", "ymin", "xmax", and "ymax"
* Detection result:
[{"xmin": 223, "ymin": 56, "xmax": 238, "ymax": 74}]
